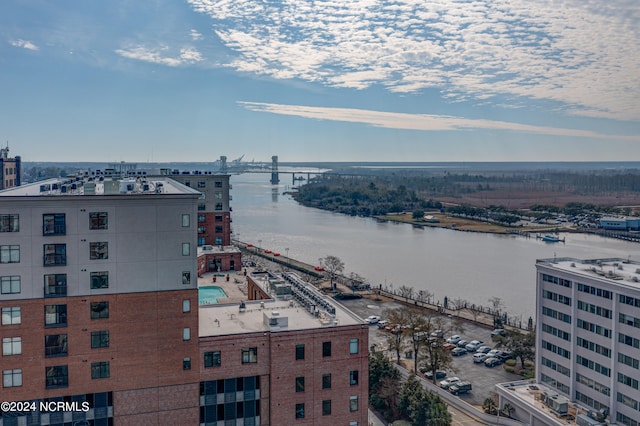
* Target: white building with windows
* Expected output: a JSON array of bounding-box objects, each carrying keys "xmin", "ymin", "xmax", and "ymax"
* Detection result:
[{"xmin": 534, "ymin": 257, "xmax": 640, "ymax": 425}]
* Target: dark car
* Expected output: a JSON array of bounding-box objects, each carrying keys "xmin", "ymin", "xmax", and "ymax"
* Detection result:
[
  {"xmin": 484, "ymin": 357, "xmax": 502, "ymax": 367},
  {"xmin": 451, "ymin": 347, "xmax": 467, "ymax": 356},
  {"xmin": 425, "ymin": 370, "xmax": 447, "ymax": 380}
]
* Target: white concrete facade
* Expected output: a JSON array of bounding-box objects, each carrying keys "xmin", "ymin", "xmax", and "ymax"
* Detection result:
[
  {"xmin": 0, "ymin": 177, "xmax": 200, "ymax": 301},
  {"xmin": 535, "ymin": 257, "xmax": 640, "ymax": 426}
]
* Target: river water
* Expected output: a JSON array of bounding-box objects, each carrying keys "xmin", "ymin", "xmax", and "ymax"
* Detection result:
[{"xmin": 230, "ymin": 172, "xmax": 639, "ymax": 321}]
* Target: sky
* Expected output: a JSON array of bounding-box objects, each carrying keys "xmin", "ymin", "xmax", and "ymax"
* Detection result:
[{"xmin": 1, "ymin": 0, "xmax": 639, "ymax": 163}]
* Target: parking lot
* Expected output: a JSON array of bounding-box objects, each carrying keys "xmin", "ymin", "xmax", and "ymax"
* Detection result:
[{"xmin": 340, "ymin": 297, "xmax": 518, "ymax": 406}]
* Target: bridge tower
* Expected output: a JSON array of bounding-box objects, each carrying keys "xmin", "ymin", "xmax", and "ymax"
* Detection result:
[
  {"xmin": 219, "ymin": 156, "xmax": 227, "ymax": 174},
  {"xmin": 270, "ymin": 156, "xmax": 280, "ymax": 184}
]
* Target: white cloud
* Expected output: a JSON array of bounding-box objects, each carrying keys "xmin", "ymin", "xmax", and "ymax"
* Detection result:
[
  {"xmin": 10, "ymin": 39, "xmax": 39, "ymax": 51},
  {"xmin": 190, "ymin": 29, "xmax": 203, "ymax": 41},
  {"xmin": 115, "ymin": 45, "xmax": 203, "ymax": 66},
  {"xmin": 239, "ymin": 101, "xmax": 639, "ymax": 142},
  {"xmin": 188, "ymin": 0, "xmax": 640, "ymax": 122}
]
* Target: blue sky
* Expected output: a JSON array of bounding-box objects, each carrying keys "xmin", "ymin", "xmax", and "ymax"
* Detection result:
[{"xmin": 1, "ymin": 0, "xmax": 639, "ymax": 162}]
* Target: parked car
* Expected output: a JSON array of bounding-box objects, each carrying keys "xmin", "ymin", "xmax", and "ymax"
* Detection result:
[
  {"xmin": 443, "ymin": 343, "xmax": 457, "ymax": 351},
  {"xmin": 498, "ymin": 351, "xmax": 515, "ymax": 361},
  {"xmin": 472, "ymin": 353, "xmax": 488, "ymax": 363},
  {"xmin": 439, "ymin": 377, "xmax": 461, "ymax": 389},
  {"xmin": 451, "ymin": 347, "xmax": 467, "ymax": 356},
  {"xmin": 449, "ymin": 381, "xmax": 472, "ymax": 395},
  {"xmin": 425, "ymin": 370, "xmax": 447, "ymax": 380},
  {"xmin": 465, "ymin": 340, "xmax": 484, "ymax": 352},
  {"xmin": 486, "ymin": 349, "xmax": 503, "ymax": 359},
  {"xmin": 456, "ymin": 340, "xmax": 469, "ymax": 348},
  {"xmin": 431, "ymin": 329, "xmax": 445, "ymax": 338},
  {"xmin": 377, "ymin": 320, "xmax": 388, "ymax": 329},
  {"xmin": 446, "ymin": 335, "xmax": 461, "ymax": 344},
  {"xmin": 491, "ymin": 328, "xmax": 506, "ymax": 338},
  {"xmin": 484, "ymin": 357, "xmax": 502, "ymax": 367},
  {"xmin": 365, "ymin": 315, "xmax": 380, "ymax": 324},
  {"xmin": 475, "ymin": 345, "xmax": 491, "ymax": 354}
]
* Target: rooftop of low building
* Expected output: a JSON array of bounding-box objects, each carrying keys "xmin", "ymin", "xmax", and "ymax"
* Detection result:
[
  {"xmin": 537, "ymin": 257, "xmax": 640, "ymax": 288},
  {"xmin": 197, "ymin": 270, "xmax": 365, "ymax": 337}
]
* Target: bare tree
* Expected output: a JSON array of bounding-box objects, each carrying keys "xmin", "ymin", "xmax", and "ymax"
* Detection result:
[
  {"xmin": 385, "ymin": 308, "xmax": 408, "ymax": 364},
  {"xmin": 416, "ymin": 290, "xmax": 433, "ymax": 304},
  {"xmin": 319, "ymin": 255, "xmax": 345, "ymax": 290},
  {"xmin": 398, "ymin": 285, "xmax": 414, "ymax": 299}
]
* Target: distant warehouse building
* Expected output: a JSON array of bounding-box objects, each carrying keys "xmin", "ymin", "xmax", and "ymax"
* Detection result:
[{"xmin": 598, "ymin": 217, "xmax": 639, "ymax": 231}]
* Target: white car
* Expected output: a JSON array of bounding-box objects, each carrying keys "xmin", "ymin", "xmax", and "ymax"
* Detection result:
[
  {"xmin": 446, "ymin": 335, "xmax": 461, "ymax": 344},
  {"xmin": 377, "ymin": 320, "xmax": 388, "ymax": 329},
  {"xmin": 365, "ymin": 315, "xmax": 380, "ymax": 324},
  {"xmin": 486, "ymin": 349, "xmax": 504, "ymax": 358},
  {"xmin": 472, "ymin": 353, "xmax": 488, "ymax": 363},
  {"xmin": 439, "ymin": 377, "xmax": 461, "ymax": 389}
]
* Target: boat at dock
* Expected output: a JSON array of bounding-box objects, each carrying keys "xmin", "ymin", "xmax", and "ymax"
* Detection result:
[{"xmin": 538, "ymin": 234, "xmax": 565, "ymax": 243}]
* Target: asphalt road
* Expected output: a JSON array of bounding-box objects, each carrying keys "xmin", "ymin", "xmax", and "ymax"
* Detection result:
[{"xmin": 339, "ymin": 297, "xmax": 518, "ymax": 407}]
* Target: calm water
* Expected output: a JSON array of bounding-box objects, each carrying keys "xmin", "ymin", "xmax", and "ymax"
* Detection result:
[
  {"xmin": 231, "ymin": 173, "xmax": 639, "ymax": 321},
  {"xmin": 199, "ymin": 286, "xmax": 228, "ymax": 305}
]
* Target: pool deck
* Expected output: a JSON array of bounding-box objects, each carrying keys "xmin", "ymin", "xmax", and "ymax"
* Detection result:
[{"xmin": 197, "ymin": 270, "xmax": 249, "ymax": 304}]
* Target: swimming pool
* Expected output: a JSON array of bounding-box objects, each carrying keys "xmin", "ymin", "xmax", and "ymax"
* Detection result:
[{"xmin": 199, "ymin": 286, "xmax": 228, "ymax": 305}]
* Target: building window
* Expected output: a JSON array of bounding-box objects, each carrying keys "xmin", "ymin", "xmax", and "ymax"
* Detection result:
[
  {"xmin": 323, "ymin": 341, "xmax": 331, "ymax": 357},
  {"xmin": 183, "ymin": 299, "xmax": 191, "ymax": 313},
  {"xmin": 183, "ymin": 357, "xmax": 191, "ymax": 370},
  {"xmin": 183, "ymin": 327, "xmax": 191, "ymax": 341},
  {"xmin": 89, "ymin": 212, "xmax": 108, "ymax": 230},
  {"xmin": 215, "ymin": 203, "xmax": 223, "ymax": 211},
  {"xmin": 182, "ymin": 271, "xmax": 191, "ymax": 285},
  {"xmin": 204, "ymin": 351, "xmax": 221, "ymax": 368},
  {"xmin": 90, "ymin": 302, "xmax": 109, "ymax": 319},
  {"xmin": 2, "ymin": 337, "xmax": 22, "ymax": 356},
  {"xmin": 45, "ymin": 334, "xmax": 68, "ymax": 357},
  {"xmin": 182, "ymin": 243, "xmax": 190, "ymax": 256},
  {"xmin": 89, "ymin": 242, "xmax": 108, "ymax": 260},
  {"xmin": 3, "ymin": 369, "xmax": 22, "ymax": 387},
  {"xmin": 322, "ymin": 400, "xmax": 331, "ymax": 415},
  {"xmin": 242, "ymin": 347, "xmax": 258, "ymax": 364},
  {"xmin": 215, "ymin": 181, "xmax": 222, "ymax": 188},
  {"xmin": 322, "ymin": 373, "xmax": 331, "ymax": 389},
  {"xmin": 197, "ymin": 226, "xmax": 206, "ymax": 234},
  {"xmin": 1, "ymin": 275, "xmax": 20, "ymax": 294},
  {"xmin": 296, "ymin": 376, "xmax": 305, "ymax": 392},
  {"xmin": 43, "ymin": 213, "xmax": 66, "ymax": 235},
  {"xmin": 44, "ymin": 244, "xmax": 67, "ymax": 266},
  {"xmin": 0, "ymin": 214, "xmax": 19, "ymax": 232},
  {"xmin": 350, "ymin": 370, "xmax": 359, "ymax": 386},
  {"xmin": 91, "ymin": 331, "xmax": 109, "ymax": 348},
  {"xmin": 215, "ymin": 225, "xmax": 223, "ymax": 233},
  {"xmin": 1, "ymin": 307, "xmax": 21, "ymax": 325},
  {"xmin": 0, "ymin": 245, "xmax": 20, "ymax": 264},
  {"xmin": 197, "ymin": 181, "xmax": 206, "ymax": 188},
  {"xmin": 215, "ymin": 214, "xmax": 223, "ymax": 222},
  {"xmin": 91, "ymin": 361, "xmax": 110, "ymax": 379},
  {"xmin": 198, "ymin": 203, "xmax": 206, "ymax": 211},
  {"xmin": 215, "ymin": 237, "xmax": 223, "ymax": 245},
  {"xmin": 182, "ymin": 214, "xmax": 190, "ymax": 227},
  {"xmin": 198, "ymin": 215, "xmax": 205, "ymax": 222},
  {"xmin": 45, "ymin": 305, "xmax": 67, "ymax": 327},
  {"xmin": 214, "ymin": 191, "xmax": 222, "ymax": 199},
  {"xmin": 295, "ymin": 343, "xmax": 305, "ymax": 360},
  {"xmin": 44, "ymin": 274, "xmax": 67, "ymax": 297},
  {"xmin": 90, "ymin": 272, "xmax": 109, "ymax": 289},
  {"xmin": 350, "ymin": 396, "xmax": 359, "ymax": 412},
  {"xmin": 295, "ymin": 403, "xmax": 305, "ymax": 419},
  {"xmin": 45, "ymin": 365, "xmax": 68, "ymax": 388},
  {"xmin": 350, "ymin": 338, "xmax": 359, "ymax": 354},
  {"xmin": 197, "ymin": 237, "xmax": 206, "ymax": 246}
]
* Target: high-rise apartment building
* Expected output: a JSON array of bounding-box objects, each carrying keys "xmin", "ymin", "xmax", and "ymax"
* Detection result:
[
  {"xmin": 1, "ymin": 173, "xmax": 368, "ymax": 426},
  {"xmin": 535, "ymin": 257, "xmax": 640, "ymax": 426}
]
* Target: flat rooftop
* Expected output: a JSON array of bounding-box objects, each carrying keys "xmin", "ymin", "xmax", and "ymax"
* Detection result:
[
  {"xmin": 0, "ymin": 176, "xmax": 199, "ymax": 197},
  {"xmin": 497, "ymin": 380, "xmax": 587, "ymax": 425},
  {"xmin": 538, "ymin": 257, "xmax": 640, "ymax": 288},
  {"xmin": 198, "ymin": 271, "xmax": 364, "ymax": 337}
]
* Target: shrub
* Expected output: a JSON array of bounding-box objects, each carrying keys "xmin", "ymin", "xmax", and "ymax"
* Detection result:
[
  {"xmin": 505, "ymin": 359, "xmax": 517, "ymax": 367},
  {"xmin": 504, "ymin": 366, "xmax": 515, "ymax": 373},
  {"xmin": 524, "ymin": 360, "xmax": 534, "ymax": 368}
]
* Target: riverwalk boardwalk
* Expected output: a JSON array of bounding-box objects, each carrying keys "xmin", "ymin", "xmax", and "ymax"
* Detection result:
[{"xmin": 234, "ymin": 240, "xmax": 530, "ymax": 333}]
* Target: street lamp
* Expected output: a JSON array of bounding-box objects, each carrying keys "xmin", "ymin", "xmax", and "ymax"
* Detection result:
[{"xmin": 285, "ymin": 248, "xmax": 289, "ymax": 270}]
